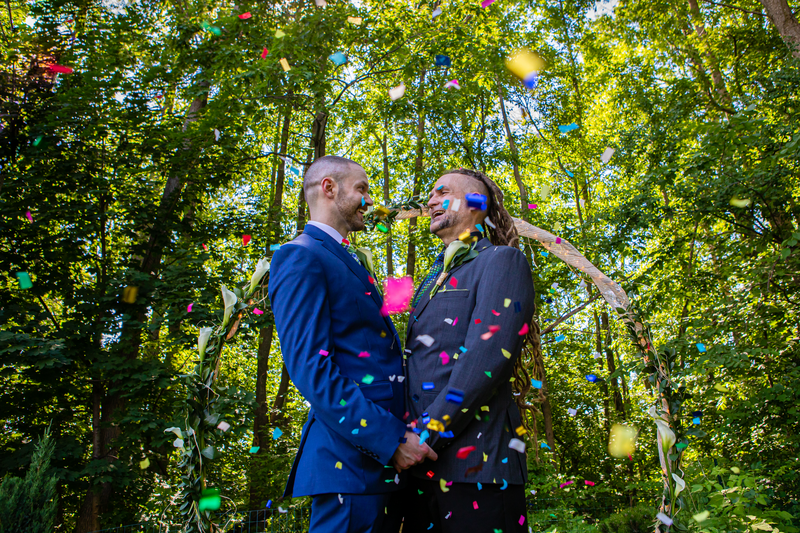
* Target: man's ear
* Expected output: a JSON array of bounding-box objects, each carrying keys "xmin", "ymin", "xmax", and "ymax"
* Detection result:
[{"xmin": 321, "ymin": 176, "xmax": 336, "ymax": 199}]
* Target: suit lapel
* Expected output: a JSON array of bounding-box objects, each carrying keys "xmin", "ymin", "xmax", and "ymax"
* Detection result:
[{"xmin": 407, "ymin": 238, "xmax": 494, "ymax": 341}]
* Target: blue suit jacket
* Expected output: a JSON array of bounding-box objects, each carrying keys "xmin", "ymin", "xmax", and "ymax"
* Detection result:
[{"xmin": 268, "ymin": 224, "xmax": 408, "ymax": 498}]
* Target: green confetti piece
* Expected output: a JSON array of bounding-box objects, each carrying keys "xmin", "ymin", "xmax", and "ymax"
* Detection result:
[
  {"xmin": 485, "ymin": 371, "xmax": 492, "ymax": 378},
  {"xmin": 249, "ymin": 446, "xmax": 260, "ymax": 453},
  {"xmin": 676, "ymin": 442, "xmax": 688, "ymax": 450},
  {"xmin": 339, "ymin": 399, "xmax": 347, "ymax": 406},
  {"xmin": 198, "ymin": 488, "xmax": 221, "ymax": 512},
  {"xmin": 16, "ymin": 272, "xmax": 32, "ymax": 289},
  {"xmin": 362, "ymin": 374, "xmax": 374, "ymax": 384},
  {"xmin": 32, "ymin": 136, "xmax": 42, "ymax": 146},
  {"xmin": 376, "ymin": 222, "xmax": 388, "ymax": 233}
]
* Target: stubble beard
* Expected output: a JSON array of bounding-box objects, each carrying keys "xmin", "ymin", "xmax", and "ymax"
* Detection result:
[{"xmin": 336, "ymin": 194, "xmax": 365, "ymax": 232}]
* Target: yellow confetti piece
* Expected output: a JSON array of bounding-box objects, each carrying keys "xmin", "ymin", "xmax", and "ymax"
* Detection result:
[
  {"xmin": 483, "ymin": 452, "xmax": 488, "ymax": 462},
  {"xmin": 714, "ymin": 383, "xmax": 730, "ymax": 392},
  {"xmin": 502, "ymin": 348, "xmax": 512, "ymax": 359},
  {"xmin": 122, "ymin": 286, "xmax": 139, "ymax": 303},
  {"xmin": 347, "ymin": 16, "xmax": 362, "ymax": 24},
  {"xmin": 335, "ymin": 461, "xmax": 342, "ymax": 469},
  {"xmin": 692, "ymin": 511, "xmax": 710, "ymax": 523},
  {"xmin": 504, "ymin": 298, "xmax": 511, "ymax": 308},
  {"xmin": 509, "ymin": 377, "xmax": 515, "ymax": 382},
  {"xmin": 443, "ymin": 415, "xmax": 450, "ymax": 423},
  {"xmin": 505, "ymin": 48, "xmax": 545, "ymax": 80},
  {"xmin": 453, "ymin": 353, "xmax": 459, "ymax": 360},
  {"xmin": 139, "ymin": 458, "xmax": 150, "ymax": 469},
  {"xmin": 481, "ymin": 406, "xmax": 490, "ymax": 412},
  {"xmin": 274, "ymin": 29, "xmax": 285, "ymax": 38},
  {"xmin": 730, "ymin": 197, "xmax": 751, "ymax": 208},
  {"xmin": 730, "ymin": 466, "xmax": 740, "ymax": 474},
  {"xmin": 360, "ymin": 419, "xmax": 367, "ymax": 427},
  {"xmin": 439, "ymin": 478, "xmax": 450, "ymax": 492},
  {"xmin": 515, "ymin": 425, "xmax": 527, "ymax": 436},
  {"xmin": 458, "ymin": 230, "xmax": 473, "ymax": 243},
  {"xmin": 279, "ymin": 58, "xmax": 290, "ymax": 71},
  {"xmin": 608, "ymin": 423, "xmax": 638, "ymax": 458},
  {"xmin": 427, "ymin": 419, "xmax": 445, "ymax": 432},
  {"xmin": 380, "ymin": 331, "xmax": 387, "ymax": 338}
]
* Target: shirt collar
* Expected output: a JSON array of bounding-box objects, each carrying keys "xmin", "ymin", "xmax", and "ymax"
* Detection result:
[{"xmin": 306, "ymin": 221, "xmax": 346, "ymax": 244}]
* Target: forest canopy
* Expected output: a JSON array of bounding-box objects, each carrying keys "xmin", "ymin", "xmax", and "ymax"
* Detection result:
[{"xmin": 1, "ymin": 0, "xmax": 798, "ymax": 531}]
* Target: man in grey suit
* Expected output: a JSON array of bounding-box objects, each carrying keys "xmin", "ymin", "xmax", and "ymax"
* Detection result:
[{"xmin": 397, "ymin": 168, "xmax": 535, "ymax": 533}]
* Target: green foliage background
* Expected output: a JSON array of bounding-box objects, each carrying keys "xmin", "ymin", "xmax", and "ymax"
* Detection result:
[{"xmin": 1, "ymin": 0, "xmax": 798, "ymax": 531}]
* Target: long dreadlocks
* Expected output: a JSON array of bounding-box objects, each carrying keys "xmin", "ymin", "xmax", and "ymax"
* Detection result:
[{"xmin": 445, "ymin": 168, "xmax": 542, "ymax": 437}]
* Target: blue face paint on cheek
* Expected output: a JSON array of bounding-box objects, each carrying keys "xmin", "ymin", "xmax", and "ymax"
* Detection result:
[{"xmin": 361, "ymin": 196, "xmax": 365, "ymax": 206}]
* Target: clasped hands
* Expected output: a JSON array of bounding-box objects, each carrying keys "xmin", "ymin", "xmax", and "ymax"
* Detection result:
[{"xmin": 391, "ymin": 430, "xmax": 438, "ymax": 473}]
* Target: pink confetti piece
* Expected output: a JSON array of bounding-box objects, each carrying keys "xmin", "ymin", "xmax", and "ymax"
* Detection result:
[
  {"xmin": 489, "ymin": 325, "xmax": 500, "ymax": 333},
  {"xmin": 358, "ymin": 351, "xmax": 370, "ymax": 358},
  {"xmin": 585, "ymin": 480, "xmax": 595, "ymax": 486},
  {"xmin": 491, "ymin": 309, "xmax": 500, "ymax": 316},
  {"xmin": 444, "ymin": 79, "xmax": 460, "ymax": 89},
  {"xmin": 319, "ymin": 349, "xmax": 329, "ymax": 356},
  {"xmin": 381, "ymin": 276, "xmax": 413, "ymax": 315},
  {"xmin": 439, "ymin": 351, "xmax": 450, "ymax": 365},
  {"xmin": 261, "ymin": 47, "xmax": 269, "ymax": 59},
  {"xmin": 559, "ymin": 480, "xmax": 574, "ymax": 488},
  {"xmin": 556, "ymin": 237, "xmax": 562, "ymax": 244},
  {"xmin": 519, "ymin": 515, "xmax": 526, "ymax": 525},
  {"xmin": 202, "ymin": 243, "xmax": 208, "ymax": 251},
  {"xmin": 453, "ymin": 317, "xmax": 458, "ymax": 326},
  {"xmin": 449, "ymin": 277, "xmax": 458, "ymax": 288},
  {"xmin": 25, "ymin": 211, "xmax": 33, "ymax": 222},
  {"xmin": 445, "ymin": 481, "xmax": 453, "ymax": 486},
  {"xmin": 238, "ymin": 12, "xmax": 251, "ymax": 19},
  {"xmin": 473, "ymin": 501, "xmax": 479, "ymax": 510},
  {"xmin": 49, "ymin": 64, "xmax": 74, "ymax": 74},
  {"xmin": 481, "ymin": 0, "xmax": 497, "ymax": 7},
  {"xmin": 242, "ymin": 234, "xmax": 251, "ymax": 246},
  {"xmin": 519, "ymin": 323, "xmax": 529, "ymax": 335},
  {"xmin": 187, "ymin": 303, "xmax": 193, "ymax": 312},
  {"xmin": 457, "ymin": 446, "xmax": 476, "ymax": 459},
  {"xmin": 253, "ymin": 308, "xmax": 264, "ymax": 315},
  {"xmin": 528, "ymin": 203, "xmax": 538, "ymax": 209}
]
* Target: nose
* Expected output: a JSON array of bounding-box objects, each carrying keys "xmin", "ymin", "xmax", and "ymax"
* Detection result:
[
  {"xmin": 427, "ymin": 194, "xmax": 439, "ymax": 210},
  {"xmin": 363, "ymin": 192, "xmax": 374, "ymax": 207}
]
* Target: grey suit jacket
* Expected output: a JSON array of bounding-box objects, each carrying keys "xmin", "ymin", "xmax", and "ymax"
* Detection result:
[{"xmin": 404, "ymin": 238, "xmax": 535, "ymax": 485}]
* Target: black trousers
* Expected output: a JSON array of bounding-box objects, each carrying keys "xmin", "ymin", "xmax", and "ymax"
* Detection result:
[{"xmin": 397, "ymin": 476, "xmax": 527, "ymax": 533}]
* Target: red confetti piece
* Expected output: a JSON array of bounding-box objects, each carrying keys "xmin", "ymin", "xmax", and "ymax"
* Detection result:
[
  {"xmin": 489, "ymin": 325, "xmax": 500, "ymax": 333},
  {"xmin": 238, "ymin": 12, "xmax": 251, "ymax": 19},
  {"xmin": 319, "ymin": 349, "xmax": 329, "ymax": 356},
  {"xmin": 456, "ymin": 446, "xmax": 476, "ymax": 459},
  {"xmin": 242, "ymin": 234, "xmax": 251, "ymax": 245},
  {"xmin": 358, "ymin": 351, "xmax": 370, "ymax": 358},
  {"xmin": 519, "ymin": 323, "xmax": 529, "ymax": 335},
  {"xmin": 491, "ymin": 309, "xmax": 500, "ymax": 316},
  {"xmin": 156, "ymin": 94, "xmax": 163, "ymax": 99},
  {"xmin": 449, "ymin": 277, "xmax": 458, "ymax": 288},
  {"xmin": 474, "ymin": 318, "xmax": 482, "ymax": 324},
  {"xmin": 403, "ymin": 411, "xmax": 409, "ymax": 420},
  {"xmin": 261, "ymin": 47, "xmax": 269, "ymax": 59},
  {"xmin": 49, "ymin": 64, "xmax": 74, "ymax": 74},
  {"xmin": 368, "ymin": 276, "xmax": 375, "ymax": 284},
  {"xmin": 202, "ymin": 243, "xmax": 208, "ymax": 251},
  {"xmin": 426, "ymin": 471, "xmax": 435, "ymax": 478},
  {"xmin": 342, "ymin": 238, "xmax": 350, "ymax": 246},
  {"xmin": 253, "ymin": 308, "xmax": 264, "ymax": 315}
]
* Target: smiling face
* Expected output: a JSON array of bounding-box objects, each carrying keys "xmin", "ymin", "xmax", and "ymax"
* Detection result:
[
  {"xmin": 335, "ymin": 165, "xmax": 373, "ymax": 233},
  {"xmin": 427, "ymin": 173, "xmax": 489, "ymax": 245}
]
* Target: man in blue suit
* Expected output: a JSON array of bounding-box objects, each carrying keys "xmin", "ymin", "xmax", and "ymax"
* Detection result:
[{"xmin": 269, "ymin": 155, "xmax": 438, "ymax": 532}]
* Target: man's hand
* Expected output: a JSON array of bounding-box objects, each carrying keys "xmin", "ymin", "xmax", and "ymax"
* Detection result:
[{"xmin": 391, "ymin": 431, "xmax": 438, "ymax": 472}]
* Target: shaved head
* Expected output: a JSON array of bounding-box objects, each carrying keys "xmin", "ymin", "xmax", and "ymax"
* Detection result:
[{"xmin": 303, "ymin": 155, "xmax": 361, "ymax": 206}]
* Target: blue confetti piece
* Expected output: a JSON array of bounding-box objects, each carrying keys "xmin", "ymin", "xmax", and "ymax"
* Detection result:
[
  {"xmin": 532, "ymin": 379, "xmax": 543, "ymax": 389},
  {"xmin": 522, "ymin": 72, "xmax": 539, "ymax": 90},
  {"xmin": 693, "ymin": 417, "xmax": 701, "ymax": 425},
  {"xmin": 459, "ymin": 346, "xmax": 467, "ymax": 353},
  {"xmin": 500, "ymin": 479, "xmax": 508, "ymax": 490},
  {"xmin": 476, "ymin": 223, "xmax": 483, "ymax": 232},
  {"xmin": 328, "ymin": 51, "xmax": 347, "ymax": 66},
  {"xmin": 555, "ymin": 334, "xmax": 565, "ymax": 342},
  {"xmin": 289, "ymin": 166, "xmax": 301, "ymax": 176},
  {"xmin": 586, "ymin": 374, "xmax": 598, "ymax": 383},
  {"xmin": 696, "ymin": 343, "xmax": 706, "ymax": 352},
  {"xmin": 361, "ymin": 196, "xmax": 366, "ymax": 206},
  {"xmin": 422, "ymin": 382, "xmax": 435, "ymax": 391},
  {"xmin": 439, "ymin": 431, "xmax": 454, "ymax": 438},
  {"xmin": 541, "ymin": 442, "xmax": 551, "ymax": 450},
  {"xmin": 287, "ymin": 176, "xmax": 294, "ymax": 187},
  {"xmin": 558, "ymin": 123, "xmax": 579, "ymax": 133},
  {"xmin": 692, "ymin": 410, "xmax": 703, "ymax": 417},
  {"xmin": 501, "ymin": 457, "xmax": 508, "ymax": 463},
  {"xmin": 351, "ymin": 428, "xmax": 359, "ymax": 434},
  {"xmin": 446, "ymin": 389, "xmax": 464, "ymax": 404},
  {"xmin": 477, "ymin": 482, "xmax": 482, "ymax": 490},
  {"xmin": 434, "ymin": 54, "xmax": 451, "ymax": 67},
  {"xmin": 465, "ymin": 193, "xmax": 487, "ymax": 210},
  {"xmin": 339, "ymin": 416, "xmax": 345, "ymax": 424},
  {"xmin": 419, "ymin": 430, "xmax": 430, "ymax": 445},
  {"xmin": 541, "ymin": 251, "xmax": 549, "ymax": 257},
  {"xmin": 428, "ymin": 524, "xmax": 434, "ymax": 531},
  {"xmin": 422, "ymin": 412, "xmax": 431, "ymax": 424},
  {"xmin": 266, "ymin": 500, "xmax": 272, "ymax": 509},
  {"xmin": 272, "ymin": 427, "xmax": 283, "ymax": 440},
  {"xmin": 565, "ymin": 170, "xmax": 574, "ymax": 178},
  {"xmin": 269, "ymin": 244, "xmax": 281, "ymax": 251}
]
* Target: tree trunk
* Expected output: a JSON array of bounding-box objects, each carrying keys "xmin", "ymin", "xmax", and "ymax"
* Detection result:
[
  {"xmin": 406, "ymin": 71, "xmax": 426, "ymax": 279},
  {"xmin": 602, "ymin": 311, "xmax": 625, "ymax": 418},
  {"xmin": 380, "ymin": 130, "xmax": 394, "ymax": 277},
  {"xmin": 497, "ymin": 80, "xmax": 528, "ymax": 214},
  {"xmin": 269, "ymin": 107, "xmax": 292, "ymax": 244},
  {"xmin": 248, "ymin": 323, "xmax": 275, "ymax": 509},
  {"xmin": 687, "ymin": 0, "xmax": 733, "ymax": 106},
  {"xmin": 74, "ymin": 84, "xmax": 208, "ymax": 533},
  {"xmin": 760, "ymin": 0, "xmax": 800, "ymax": 58},
  {"xmin": 270, "ymin": 365, "xmax": 292, "ymax": 425}
]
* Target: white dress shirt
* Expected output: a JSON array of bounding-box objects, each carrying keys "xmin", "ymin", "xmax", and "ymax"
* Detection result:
[{"xmin": 306, "ymin": 220, "xmax": 346, "ymax": 244}]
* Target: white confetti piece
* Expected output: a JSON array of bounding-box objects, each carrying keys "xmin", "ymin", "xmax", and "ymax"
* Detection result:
[
  {"xmin": 508, "ymin": 438, "xmax": 526, "ymax": 453},
  {"xmin": 389, "ymin": 83, "xmax": 406, "ymax": 101},
  {"xmin": 397, "ymin": 376, "xmax": 405, "ymax": 382},
  {"xmin": 416, "ymin": 334, "xmax": 434, "ymax": 347},
  {"xmin": 656, "ymin": 513, "xmax": 673, "ymax": 526},
  {"xmin": 217, "ymin": 421, "xmax": 230, "ymax": 432},
  {"xmin": 567, "ymin": 408, "xmax": 577, "ymax": 417},
  {"xmin": 451, "ymin": 199, "xmax": 461, "ymax": 212},
  {"xmin": 432, "ymin": 6, "xmax": 442, "ymax": 18},
  {"xmin": 214, "ymin": 129, "xmax": 220, "ymax": 141},
  {"xmin": 601, "ymin": 147, "xmax": 615, "ymax": 164}
]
